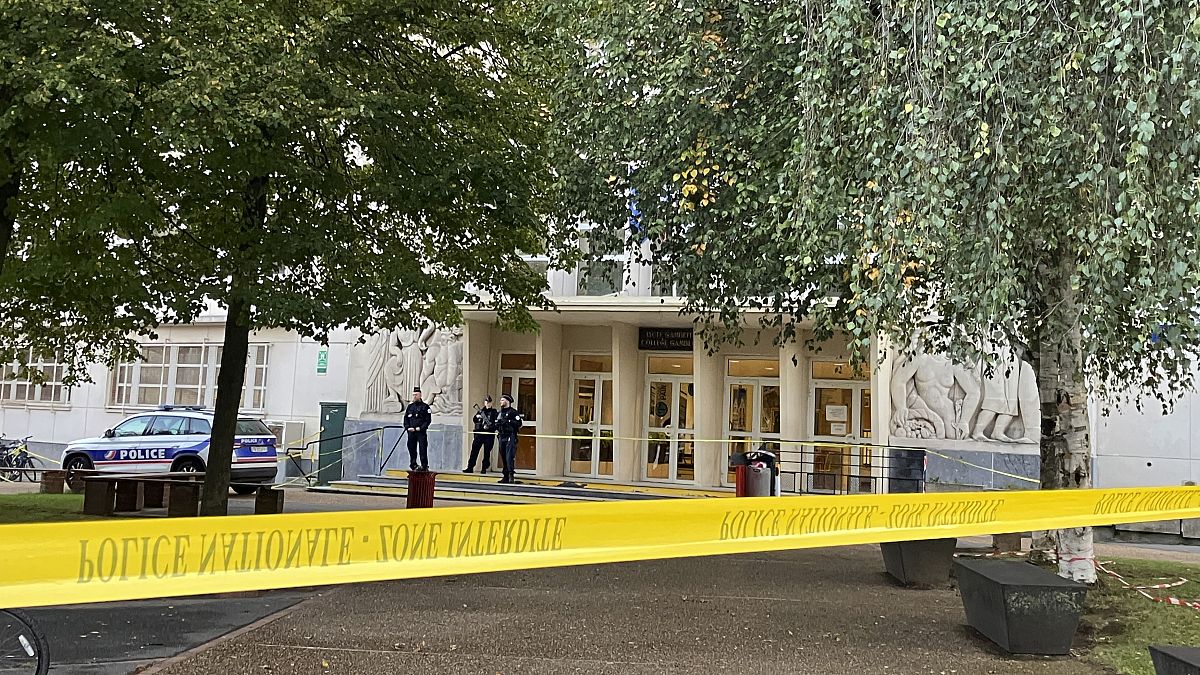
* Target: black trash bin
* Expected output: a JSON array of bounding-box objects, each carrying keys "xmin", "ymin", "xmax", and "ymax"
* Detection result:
[{"xmin": 730, "ymin": 448, "xmax": 777, "ymax": 497}]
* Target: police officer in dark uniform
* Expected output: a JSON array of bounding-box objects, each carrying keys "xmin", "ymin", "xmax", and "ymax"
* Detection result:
[
  {"xmin": 465, "ymin": 394, "xmax": 499, "ymax": 473},
  {"xmin": 495, "ymin": 393, "xmax": 524, "ymax": 484},
  {"xmin": 404, "ymin": 386, "xmax": 432, "ymax": 471}
]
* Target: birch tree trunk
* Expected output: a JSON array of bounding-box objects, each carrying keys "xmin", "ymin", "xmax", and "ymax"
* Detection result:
[{"xmin": 1034, "ymin": 252, "xmax": 1096, "ymax": 583}]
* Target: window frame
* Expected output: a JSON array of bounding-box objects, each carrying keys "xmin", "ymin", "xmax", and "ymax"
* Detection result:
[
  {"xmin": 107, "ymin": 343, "xmax": 270, "ymax": 413},
  {"xmin": 0, "ymin": 349, "xmax": 72, "ymax": 408}
]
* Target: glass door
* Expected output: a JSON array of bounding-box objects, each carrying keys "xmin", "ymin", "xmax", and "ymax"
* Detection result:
[
  {"xmin": 644, "ymin": 378, "xmax": 695, "ymax": 482},
  {"xmin": 568, "ymin": 375, "xmax": 614, "ymax": 477},
  {"xmin": 499, "ymin": 352, "xmax": 537, "ymax": 471},
  {"xmin": 810, "ymin": 383, "xmax": 872, "ymax": 493},
  {"xmin": 724, "ymin": 377, "xmax": 781, "ymax": 484}
]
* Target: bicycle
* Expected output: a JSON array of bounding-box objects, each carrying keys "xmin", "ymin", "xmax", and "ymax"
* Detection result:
[
  {"xmin": 0, "ymin": 437, "xmax": 35, "ymax": 483},
  {"xmin": 0, "ymin": 609, "xmax": 49, "ymax": 674}
]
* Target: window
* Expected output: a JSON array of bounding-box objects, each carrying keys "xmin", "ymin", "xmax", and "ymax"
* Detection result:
[
  {"xmin": 576, "ymin": 230, "xmax": 624, "ymax": 296},
  {"xmin": 811, "ymin": 361, "xmax": 869, "ymax": 381},
  {"xmin": 187, "ymin": 418, "xmax": 212, "ymax": 435},
  {"xmin": 236, "ymin": 419, "xmax": 274, "ymax": 436},
  {"xmin": 578, "ymin": 260, "xmax": 622, "ymax": 296},
  {"xmin": 650, "ymin": 264, "xmax": 679, "ymax": 297},
  {"xmin": 109, "ymin": 344, "xmax": 270, "ymax": 410},
  {"xmin": 727, "ymin": 358, "xmax": 778, "ymax": 377},
  {"xmin": 148, "ymin": 416, "xmax": 188, "ymax": 436},
  {"xmin": 0, "ymin": 350, "xmax": 70, "ymax": 405},
  {"xmin": 648, "ymin": 356, "xmax": 693, "ymax": 375},
  {"xmin": 113, "ymin": 416, "xmax": 153, "ymax": 437},
  {"xmin": 500, "ymin": 353, "xmax": 536, "ymax": 371},
  {"xmin": 572, "ymin": 354, "xmax": 613, "ymax": 373}
]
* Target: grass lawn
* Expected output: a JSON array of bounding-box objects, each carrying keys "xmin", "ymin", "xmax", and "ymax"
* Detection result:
[
  {"xmin": 0, "ymin": 492, "xmax": 101, "ymax": 524},
  {"xmin": 1084, "ymin": 556, "xmax": 1200, "ymax": 674}
]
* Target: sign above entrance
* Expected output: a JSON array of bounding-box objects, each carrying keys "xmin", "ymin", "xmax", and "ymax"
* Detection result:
[{"xmin": 639, "ymin": 327, "xmax": 693, "ymax": 351}]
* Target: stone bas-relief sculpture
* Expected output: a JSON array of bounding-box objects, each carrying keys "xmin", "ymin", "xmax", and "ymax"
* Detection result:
[
  {"xmin": 890, "ymin": 344, "xmax": 1038, "ymax": 444},
  {"xmin": 363, "ymin": 324, "xmax": 463, "ymax": 416}
]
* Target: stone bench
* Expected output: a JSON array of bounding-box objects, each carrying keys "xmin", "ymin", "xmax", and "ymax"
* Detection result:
[
  {"xmin": 254, "ymin": 486, "xmax": 286, "ymax": 514},
  {"xmin": 82, "ymin": 473, "xmax": 205, "ymax": 517},
  {"xmin": 954, "ymin": 558, "xmax": 1087, "ymax": 655},
  {"xmin": 1149, "ymin": 645, "xmax": 1200, "ymax": 675},
  {"xmin": 880, "ymin": 538, "xmax": 956, "ymax": 588}
]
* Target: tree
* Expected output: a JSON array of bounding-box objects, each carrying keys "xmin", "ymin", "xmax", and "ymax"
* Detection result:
[
  {"xmin": 545, "ymin": 0, "xmax": 1200, "ymax": 581},
  {"xmin": 1, "ymin": 1, "xmax": 164, "ymax": 379},
  {"xmin": 108, "ymin": 0, "xmax": 553, "ymax": 515}
]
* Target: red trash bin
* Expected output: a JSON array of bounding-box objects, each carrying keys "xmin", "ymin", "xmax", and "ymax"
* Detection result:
[{"xmin": 406, "ymin": 470, "xmax": 437, "ymax": 508}]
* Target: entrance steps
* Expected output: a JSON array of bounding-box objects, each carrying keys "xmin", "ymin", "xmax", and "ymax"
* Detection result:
[{"xmin": 318, "ymin": 470, "xmax": 732, "ymax": 504}]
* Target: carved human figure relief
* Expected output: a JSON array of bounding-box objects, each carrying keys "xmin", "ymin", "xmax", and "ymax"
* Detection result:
[
  {"xmin": 889, "ymin": 338, "xmax": 1038, "ymax": 444},
  {"xmin": 889, "ymin": 349, "xmax": 980, "ymax": 440},
  {"xmin": 973, "ymin": 340, "xmax": 1038, "ymax": 443},
  {"xmin": 363, "ymin": 323, "xmax": 464, "ymax": 416}
]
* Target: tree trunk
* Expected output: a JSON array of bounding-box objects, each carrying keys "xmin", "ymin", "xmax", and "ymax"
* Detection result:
[
  {"xmin": 1033, "ymin": 252, "xmax": 1096, "ymax": 583},
  {"xmin": 200, "ymin": 293, "xmax": 251, "ymax": 516},
  {"xmin": 199, "ymin": 174, "xmax": 266, "ymax": 516}
]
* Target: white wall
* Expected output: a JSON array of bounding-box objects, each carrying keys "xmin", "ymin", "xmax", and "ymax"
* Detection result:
[
  {"xmin": 0, "ymin": 321, "xmax": 357, "ymax": 454},
  {"xmin": 1092, "ymin": 370, "xmax": 1200, "ymax": 487}
]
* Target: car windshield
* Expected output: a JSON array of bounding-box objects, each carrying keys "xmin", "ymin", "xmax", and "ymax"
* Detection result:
[{"xmin": 236, "ymin": 419, "xmax": 273, "ymax": 436}]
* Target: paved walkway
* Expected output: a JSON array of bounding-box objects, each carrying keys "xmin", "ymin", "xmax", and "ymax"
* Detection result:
[{"xmin": 156, "ymin": 545, "xmax": 1105, "ymax": 675}]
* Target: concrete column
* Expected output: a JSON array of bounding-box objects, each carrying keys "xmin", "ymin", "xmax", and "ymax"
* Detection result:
[
  {"xmin": 611, "ymin": 322, "xmax": 641, "ymax": 482},
  {"xmin": 463, "ymin": 320, "xmax": 493, "ymax": 466},
  {"xmin": 694, "ymin": 332, "xmax": 724, "ymax": 487},
  {"xmin": 536, "ymin": 322, "xmax": 564, "ymax": 477},
  {"xmin": 780, "ymin": 340, "xmax": 806, "ymax": 477}
]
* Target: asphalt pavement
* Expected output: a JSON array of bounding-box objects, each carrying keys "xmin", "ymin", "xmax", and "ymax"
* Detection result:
[
  {"xmin": 26, "ymin": 590, "xmax": 313, "ymax": 674},
  {"xmin": 153, "ymin": 545, "xmax": 1107, "ymax": 675}
]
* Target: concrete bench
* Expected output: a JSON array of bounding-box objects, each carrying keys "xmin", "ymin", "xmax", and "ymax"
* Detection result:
[
  {"xmin": 1149, "ymin": 645, "xmax": 1200, "ymax": 675},
  {"xmin": 954, "ymin": 558, "xmax": 1087, "ymax": 655},
  {"xmin": 880, "ymin": 538, "xmax": 956, "ymax": 588}
]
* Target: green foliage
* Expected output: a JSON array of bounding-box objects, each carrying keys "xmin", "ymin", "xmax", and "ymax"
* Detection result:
[
  {"xmin": 546, "ymin": 0, "xmax": 1200, "ymax": 407},
  {"xmin": 121, "ymin": 0, "xmax": 554, "ymax": 339},
  {"xmin": 0, "ymin": 0, "xmax": 164, "ymax": 380}
]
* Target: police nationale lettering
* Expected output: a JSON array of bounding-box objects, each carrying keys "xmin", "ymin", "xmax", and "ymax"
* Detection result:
[
  {"xmin": 1093, "ymin": 490, "xmax": 1200, "ymax": 516},
  {"xmin": 76, "ymin": 516, "xmax": 568, "ymax": 585},
  {"xmin": 717, "ymin": 498, "xmax": 1005, "ymax": 541}
]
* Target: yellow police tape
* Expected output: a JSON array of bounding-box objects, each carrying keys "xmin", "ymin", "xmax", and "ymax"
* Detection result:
[{"xmin": 3, "ymin": 486, "xmax": 1198, "ymax": 609}]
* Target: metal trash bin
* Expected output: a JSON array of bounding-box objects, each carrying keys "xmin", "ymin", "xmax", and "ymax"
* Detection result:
[
  {"xmin": 406, "ymin": 470, "xmax": 438, "ymax": 508},
  {"xmin": 730, "ymin": 449, "xmax": 777, "ymax": 497}
]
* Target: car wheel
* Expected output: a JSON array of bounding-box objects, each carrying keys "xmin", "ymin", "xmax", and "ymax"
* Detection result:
[
  {"xmin": 231, "ymin": 484, "xmax": 259, "ymax": 496},
  {"xmin": 172, "ymin": 455, "xmax": 206, "ymax": 474},
  {"xmin": 63, "ymin": 455, "xmax": 93, "ymax": 491}
]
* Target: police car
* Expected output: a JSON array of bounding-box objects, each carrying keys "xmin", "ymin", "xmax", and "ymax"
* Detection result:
[{"xmin": 59, "ymin": 406, "xmax": 278, "ymax": 494}]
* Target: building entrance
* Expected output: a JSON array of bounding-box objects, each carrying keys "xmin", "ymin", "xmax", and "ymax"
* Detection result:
[
  {"xmin": 644, "ymin": 356, "xmax": 695, "ymax": 482},
  {"xmin": 498, "ymin": 352, "xmax": 537, "ymax": 471},
  {"xmin": 723, "ymin": 358, "xmax": 781, "ymax": 485},
  {"xmin": 567, "ymin": 355, "xmax": 614, "ymax": 477},
  {"xmin": 808, "ymin": 360, "xmax": 872, "ymax": 493}
]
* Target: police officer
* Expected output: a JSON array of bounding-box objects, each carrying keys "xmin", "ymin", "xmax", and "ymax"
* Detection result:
[
  {"xmin": 495, "ymin": 393, "xmax": 524, "ymax": 484},
  {"xmin": 464, "ymin": 394, "xmax": 499, "ymax": 473},
  {"xmin": 404, "ymin": 386, "xmax": 432, "ymax": 471}
]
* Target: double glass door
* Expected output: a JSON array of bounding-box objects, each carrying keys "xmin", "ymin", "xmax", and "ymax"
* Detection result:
[
  {"xmin": 810, "ymin": 383, "xmax": 872, "ymax": 492},
  {"xmin": 724, "ymin": 379, "xmax": 781, "ymax": 484},
  {"xmin": 568, "ymin": 375, "xmax": 614, "ymax": 476},
  {"xmin": 645, "ymin": 378, "xmax": 695, "ymax": 482}
]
